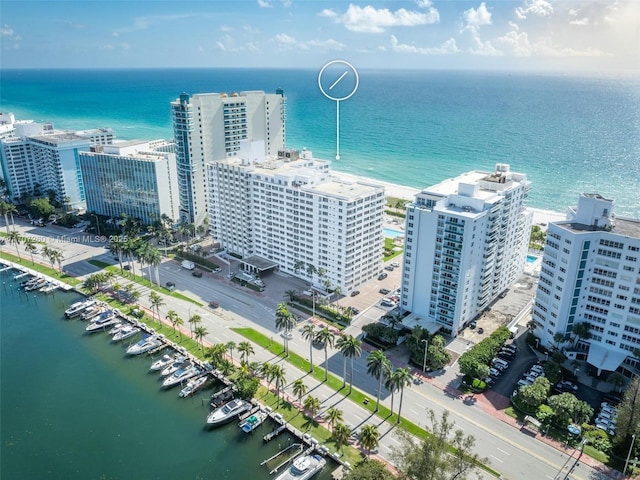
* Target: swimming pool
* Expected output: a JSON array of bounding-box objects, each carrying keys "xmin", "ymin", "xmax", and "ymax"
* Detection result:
[
  {"xmin": 526, "ymin": 255, "xmax": 539, "ymax": 264},
  {"xmin": 383, "ymin": 227, "xmax": 404, "ymax": 238}
]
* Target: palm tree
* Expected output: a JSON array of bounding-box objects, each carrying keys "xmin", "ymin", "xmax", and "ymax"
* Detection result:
[
  {"xmin": 188, "ymin": 313, "xmax": 202, "ymax": 338},
  {"xmin": 392, "ymin": 367, "xmax": 413, "ymax": 423},
  {"xmin": 367, "ymin": 350, "xmax": 392, "ymax": 412},
  {"xmin": 237, "ymin": 341, "xmax": 255, "ymax": 365},
  {"xmin": 292, "ymin": 379, "xmax": 308, "ymax": 404},
  {"xmin": 204, "ymin": 343, "xmax": 227, "ymax": 368},
  {"xmin": 23, "ymin": 238, "xmax": 37, "ymax": 264},
  {"xmin": 359, "ymin": 425, "xmax": 380, "ymax": 457},
  {"xmin": 166, "ymin": 309, "xmax": 178, "ymax": 333},
  {"xmin": 284, "ymin": 289, "xmax": 298, "ymax": 302},
  {"xmin": 336, "ymin": 334, "xmax": 361, "ymax": 391},
  {"xmin": 571, "ymin": 322, "xmax": 591, "ymax": 348},
  {"xmin": 260, "ymin": 362, "xmax": 275, "ymax": 390},
  {"xmin": 174, "ymin": 316, "xmax": 184, "ymax": 340},
  {"xmin": 332, "ymin": 423, "xmax": 351, "ymax": 453},
  {"xmin": 110, "ymin": 237, "xmax": 126, "ymax": 273},
  {"xmin": 7, "ymin": 230, "xmax": 21, "ymax": 260},
  {"xmin": 149, "ymin": 291, "xmax": 165, "ymax": 326},
  {"xmin": 145, "ymin": 247, "xmax": 162, "ymax": 286},
  {"xmin": 271, "ymin": 364, "xmax": 287, "ymax": 405},
  {"xmin": 52, "ymin": 248, "xmax": 64, "ymax": 272},
  {"xmin": 274, "ymin": 302, "xmax": 297, "ymax": 356},
  {"xmin": 301, "ymin": 324, "xmax": 317, "ymax": 373},
  {"xmin": 225, "ymin": 341, "xmax": 236, "ymax": 364},
  {"xmin": 385, "ymin": 367, "xmax": 411, "ymax": 417},
  {"xmin": 293, "ymin": 259, "xmax": 305, "ymax": 276},
  {"xmin": 324, "ymin": 407, "xmax": 343, "ymax": 431},
  {"xmin": 193, "ymin": 325, "xmax": 208, "ymax": 351},
  {"xmin": 333, "ymin": 286, "xmax": 343, "ymax": 308},
  {"xmin": 314, "ymin": 327, "xmax": 335, "ymax": 382},
  {"xmin": 306, "ymin": 263, "xmax": 317, "ymax": 285},
  {"xmin": 303, "ymin": 395, "xmax": 321, "ymax": 419}
]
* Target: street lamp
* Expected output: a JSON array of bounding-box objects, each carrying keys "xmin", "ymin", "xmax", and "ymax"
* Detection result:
[
  {"xmin": 92, "ymin": 214, "xmax": 101, "ymax": 238},
  {"xmin": 421, "ymin": 339, "xmax": 429, "ymax": 373},
  {"xmin": 624, "ymin": 434, "xmax": 636, "ymax": 477}
]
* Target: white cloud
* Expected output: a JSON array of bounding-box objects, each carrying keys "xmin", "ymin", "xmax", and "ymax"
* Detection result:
[
  {"xmin": 339, "ymin": 4, "xmax": 439, "ymax": 33},
  {"xmin": 494, "ymin": 27, "xmax": 609, "ymax": 57},
  {"xmin": 113, "ymin": 14, "xmax": 196, "ymax": 36},
  {"xmin": 281, "ymin": 0, "xmax": 292, "ymax": 7},
  {"xmin": 221, "ymin": 25, "xmax": 234, "ymax": 33},
  {"xmin": 390, "ymin": 34, "xmax": 458, "ymax": 55},
  {"xmin": 257, "ymin": 0, "xmax": 272, "ymax": 8},
  {"xmin": 100, "ymin": 42, "xmax": 130, "ymax": 52},
  {"xmin": 274, "ymin": 33, "xmax": 344, "ymax": 51},
  {"xmin": 1, "ymin": 24, "xmax": 15, "ymax": 36},
  {"xmin": 515, "ymin": 0, "xmax": 553, "ymax": 20},
  {"xmin": 464, "ymin": 2, "xmax": 492, "ymax": 28},
  {"xmin": 508, "ymin": 21, "xmax": 519, "ymax": 31},
  {"xmin": 318, "ymin": 8, "xmax": 337, "ymax": 18},
  {"xmin": 569, "ymin": 17, "xmax": 590, "ymax": 26},
  {"xmin": 416, "ymin": 0, "xmax": 433, "ymax": 8}
]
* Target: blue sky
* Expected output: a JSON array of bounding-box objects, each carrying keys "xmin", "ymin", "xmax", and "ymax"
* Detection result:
[{"xmin": 1, "ymin": 1, "xmax": 638, "ymax": 72}]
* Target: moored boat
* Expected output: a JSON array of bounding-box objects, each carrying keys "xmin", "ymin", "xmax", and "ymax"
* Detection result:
[
  {"xmin": 150, "ymin": 353, "xmax": 180, "ymax": 372},
  {"xmin": 80, "ymin": 305, "xmax": 102, "ymax": 321},
  {"xmin": 85, "ymin": 310, "xmax": 118, "ymax": 332},
  {"xmin": 239, "ymin": 410, "xmax": 267, "ymax": 433},
  {"xmin": 273, "ymin": 455, "xmax": 326, "ymax": 480},
  {"xmin": 40, "ymin": 282, "xmax": 59, "ymax": 293},
  {"xmin": 160, "ymin": 357, "xmax": 190, "ymax": 377},
  {"xmin": 112, "ymin": 324, "xmax": 141, "ymax": 342},
  {"xmin": 206, "ymin": 399, "xmax": 251, "ymax": 426},
  {"xmin": 162, "ymin": 365, "xmax": 202, "ymax": 389},
  {"xmin": 25, "ymin": 278, "xmax": 47, "ymax": 291},
  {"xmin": 179, "ymin": 375, "xmax": 209, "ymax": 397},
  {"xmin": 65, "ymin": 299, "xmax": 97, "ymax": 318},
  {"xmin": 126, "ymin": 335, "xmax": 164, "ymax": 355}
]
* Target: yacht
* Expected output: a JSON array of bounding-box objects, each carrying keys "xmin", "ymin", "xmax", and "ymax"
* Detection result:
[
  {"xmin": 65, "ymin": 299, "xmax": 96, "ymax": 318},
  {"xmin": 160, "ymin": 357, "xmax": 190, "ymax": 377},
  {"xmin": 40, "ymin": 282, "xmax": 59, "ymax": 293},
  {"xmin": 112, "ymin": 324, "xmax": 141, "ymax": 342},
  {"xmin": 85, "ymin": 310, "xmax": 118, "ymax": 332},
  {"xmin": 25, "ymin": 278, "xmax": 47, "ymax": 291},
  {"xmin": 162, "ymin": 365, "xmax": 202, "ymax": 389},
  {"xmin": 178, "ymin": 375, "xmax": 208, "ymax": 397},
  {"xmin": 107, "ymin": 322, "xmax": 124, "ymax": 335},
  {"xmin": 239, "ymin": 410, "xmax": 267, "ymax": 433},
  {"xmin": 206, "ymin": 399, "xmax": 251, "ymax": 426},
  {"xmin": 150, "ymin": 353, "xmax": 181, "ymax": 372},
  {"xmin": 126, "ymin": 335, "xmax": 164, "ymax": 356},
  {"xmin": 80, "ymin": 305, "xmax": 102, "ymax": 321},
  {"xmin": 273, "ymin": 455, "xmax": 326, "ymax": 480}
]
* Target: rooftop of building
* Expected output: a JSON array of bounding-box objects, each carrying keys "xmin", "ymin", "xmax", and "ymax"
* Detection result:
[
  {"xmin": 555, "ymin": 216, "xmax": 640, "ymax": 239},
  {"xmin": 29, "ymin": 131, "xmax": 90, "ymax": 144}
]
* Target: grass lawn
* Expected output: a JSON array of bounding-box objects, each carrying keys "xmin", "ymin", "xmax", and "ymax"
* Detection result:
[{"xmin": 0, "ymin": 251, "xmax": 82, "ymax": 287}]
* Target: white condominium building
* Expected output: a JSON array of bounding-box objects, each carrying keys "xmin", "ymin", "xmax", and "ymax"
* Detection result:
[
  {"xmin": 401, "ymin": 164, "xmax": 532, "ymax": 336},
  {"xmin": 0, "ymin": 115, "xmax": 114, "ymax": 209},
  {"xmin": 207, "ymin": 142, "xmax": 385, "ymax": 292},
  {"xmin": 171, "ymin": 89, "xmax": 286, "ymax": 226},
  {"xmin": 78, "ymin": 140, "xmax": 179, "ymax": 225},
  {"xmin": 532, "ymin": 193, "xmax": 640, "ymax": 375}
]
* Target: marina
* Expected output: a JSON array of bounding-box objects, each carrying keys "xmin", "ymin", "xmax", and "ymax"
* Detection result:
[{"xmin": 1, "ymin": 262, "xmax": 341, "ymax": 479}]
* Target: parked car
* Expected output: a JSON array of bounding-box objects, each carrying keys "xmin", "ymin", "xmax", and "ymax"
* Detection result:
[
  {"xmin": 517, "ymin": 379, "xmax": 532, "ymax": 387},
  {"xmin": 390, "ymin": 261, "xmax": 400, "ymax": 267},
  {"xmin": 384, "ymin": 265, "xmax": 394, "ymax": 271},
  {"xmin": 530, "ymin": 364, "xmax": 544, "ymax": 374},
  {"xmin": 468, "ymin": 320, "xmax": 477, "ymax": 329},
  {"xmin": 208, "ymin": 301, "xmax": 220, "ymax": 309},
  {"xmin": 347, "ymin": 306, "xmax": 360, "ymax": 315},
  {"xmin": 379, "ymin": 288, "xmax": 391, "ymax": 295},
  {"xmin": 165, "ymin": 281, "xmax": 176, "ymax": 291},
  {"xmin": 377, "ymin": 273, "xmax": 388, "ymax": 280},
  {"xmin": 350, "ymin": 290, "xmax": 360, "ymax": 297},
  {"xmin": 556, "ymin": 380, "xmax": 578, "ymax": 393},
  {"xmin": 489, "ymin": 368, "xmax": 502, "ymax": 378},
  {"xmin": 191, "ymin": 270, "xmax": 203, "ymax": 277},
  {"xmin": 498, "ymin": 351, "xmax": 515, "ymax": 361},
  {"xmin": 601, "ymin": 402, "xmax": 617, "ymax": 411}
]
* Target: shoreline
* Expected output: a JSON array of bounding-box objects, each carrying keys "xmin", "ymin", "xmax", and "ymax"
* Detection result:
[{"xmin": 335, "ymin": 171, "xmax": 566, "ymax": 227}]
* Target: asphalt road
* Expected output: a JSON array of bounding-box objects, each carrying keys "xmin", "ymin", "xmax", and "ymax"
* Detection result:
[{"xmin": 1, "ymin": 218, "xmax": 616, "ymax": 480}]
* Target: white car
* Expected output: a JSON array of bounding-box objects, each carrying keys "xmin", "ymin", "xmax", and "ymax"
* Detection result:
[
  {"xmin": 489, "ymin": 368, "xmax": 502, "ymax": 377},
  {"xmin": 530, "ymin": 365, "xmax": 544, "ymax": 374},
  {"xmin": 517, "ymin": 379, "xmax": 531, "ymax": 387},
  {"xmin": 601, "ymin": 402, "xmax": 617, "ymax": 410}
]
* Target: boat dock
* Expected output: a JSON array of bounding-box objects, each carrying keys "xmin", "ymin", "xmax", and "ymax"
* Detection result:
[{"xmin": 13, "ymin": 270, "xmax": 30, "ymax": 279}]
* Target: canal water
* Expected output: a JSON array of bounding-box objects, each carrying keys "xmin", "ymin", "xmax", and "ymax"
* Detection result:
[{"xmin": 0, "ymin": 269, "xmax": 335, "ymax": 480}]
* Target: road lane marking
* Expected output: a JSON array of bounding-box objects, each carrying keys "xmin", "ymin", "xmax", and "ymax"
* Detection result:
[
  {"xmin": 490, "ymin": 455, "xmax": 504, "ymax": 463},
  {"xmin": 497, "ymin": 448, "xmax": 511, "ymax": 456}
]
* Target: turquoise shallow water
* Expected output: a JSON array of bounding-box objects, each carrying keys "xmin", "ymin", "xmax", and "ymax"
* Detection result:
[
  {"xmin": 0, "ymin": 269, "xmax": 335, "ymax": 480},
  {"xmin": 1, "ymin": 68, "xmax": 639, "ymax": 217}
]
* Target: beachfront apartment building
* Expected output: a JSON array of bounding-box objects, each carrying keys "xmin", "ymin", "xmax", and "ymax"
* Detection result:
[
  {"xmin": 170, "ymin": 90, "xmax": 286, "ymax": 226},
  {"xmin": 0, "ymin": 115, "xmax": 114, "ymax": 210},
  {"xmin": 401, "ymin": 163, "xmax": 532, "ymax": 336},
  {"xmin": 531, "ymin": 193, "xmax": 640, "ymax": 376},
  {"xmin": 207, "ymin": 141, "xmax": 385, "ymax": 293},
  {"xmin": 78, "ymin": 140, "xmax": 179, "ymax": 225}
]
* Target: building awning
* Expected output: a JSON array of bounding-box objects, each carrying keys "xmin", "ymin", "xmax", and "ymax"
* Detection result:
[
  {"xmin": 240, "ymin": 255, "xmax": 279, "ymax": 272},
  {"xmin": 587, "ymin": 343, "xmax": 629, "ymax": 372},
  {"xmin": 400, "ymin": 313, "xmax": 442, "ymax": 335}
]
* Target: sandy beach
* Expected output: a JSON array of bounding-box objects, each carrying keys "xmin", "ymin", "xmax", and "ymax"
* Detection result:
[{"xmin": 334, "ymin": 171, "xmax": 565, "ymax": 228}]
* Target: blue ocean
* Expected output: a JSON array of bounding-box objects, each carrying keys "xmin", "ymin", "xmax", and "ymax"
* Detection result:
[{"xmin": 1, "ymin": 68, "xmax": 639, "ymax": 217}]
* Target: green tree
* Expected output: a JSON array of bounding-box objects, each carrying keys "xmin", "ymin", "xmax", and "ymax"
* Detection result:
[
  {"xmin": 344, "ymin": 459, "xmax": 394, "ymax": 480},
  {"xmin": 337, "ymin": 334, "xmax": 361, "ymax": 389},
  {"xmin": 359, "ymin": 425, "xmax": 380, "ymax": 457},
  {"xmin": 301, "ymin": 324, "xmax": 317, "ymax": 373},
  {"xmin": 174, "ymin": 315, "xmax": 184, "ymax": 340},
  {"xmin": 271, "ymin": 364, "xmax": 287, "ymax": 405},
  {"xmin": 7, "ymin": 230, "xmax": 22, "ymax": 260},
  {"xmin": 149, "ymin": 291, "xmax": 165, "ymax": 326},
  {"xmin": 613, "ymin": 376, "xmax": 640, "ymax": 452},
  {"xmin": 392, "ymin": 410, "xmax": 486, "ymax": 480},
  {"xmin": 571, "ymin": 322, "xmax": 591, "ymax": 347},
  {"xmin": 332, "ymin": 423, "xmax": 352, "ymax": 453},
  {"xmin": 367, "ymin": 350, "xmax": 392, "ymax": 412},
  {"xmin": 204, "ymin": 343, "xmax": 227, "ymax": 368},
  {"xmin": 386, "ymin": 367, "xmax": 413, "ymax": 418},
  {"xmin": 303, "ymin": 395, "xmax": 321, "ymax": 419},
  {"xmin": 166, "ymin": 309, "xmax": 178, "ymax": 333},
  {"xmin": 427, "ymin": 335, "xmax": 451, "ymax": 370},
  {"xmin": 314, "ymin": 327, "xmax": 336, "ymax": 382},
  {"xmin": 29, "ymin": 197, "xmax": 55, "ymax": 220},
  {"xmin": 606, "ymin": 372, "xmax": 627, "ymax": 393},
  {"xmin": 283, "ymin": 289, "xmax": 298, "ymax": 302},
  {"xmin": 292, "ymin": 378, "xmax": 308, "ymax": 404},
  {"xmin": 393, "ymin": 367, "xmax": 414, "ymax": 424},
  {"xmin": 547, "ymin": 393, "xmax": 593, "ymax": 425},
  {"xmin": 275, "ymin": 302, "xmax": 297, "ymax": 356},
  {"xmin": 225, "ymin": 341, "xmax": 236, "ymax": 364},
  {"xmin": 193, "ymin": 325, "xmax": 208, "ymax": 351},
  {"xmin": 518, "ymin": 377, "xmax": 551, "ymax": 409},
  {"xmin": 325, "ymin": 407, "xmax": 343, "ymax": 431},
  {"xmin": 188, "ymin": 313, "xmax": 201, "ymax": 338},
  {"xmin": 23, "ymin": 238, "xmax": 37, "ymax": 264},
  {"xmin": 0, "ymin": 201, "xmax": 17, "ymax": 233},
  {"xmin": 237, "ymin": 341, "xmax": 255, "ymax": 365}
]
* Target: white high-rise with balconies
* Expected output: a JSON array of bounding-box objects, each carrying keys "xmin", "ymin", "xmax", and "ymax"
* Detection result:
[
  {"xmin": 207, "ymin": 141, "xmax": 385, "ymax": 293},
  {"xmin": 401, "ymin": 164, "xmax": 532, "ymax": 336},
  {"xmin": 532, "ymin": 193, "xmax": 640, "ymax": 376},
  {"xmin": 171, "ymin": 89, "xmax": 286, "ymax": 226}
]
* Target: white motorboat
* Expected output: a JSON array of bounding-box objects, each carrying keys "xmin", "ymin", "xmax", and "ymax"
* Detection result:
[
  {"xmin": 239, "ymin": 410, "xmax": 267, "ymax": 433},
  {"xmin": 150, "ymin": 353, "xmax": 181, "ymax": 372},
  {"xmin": 65, "ymin": 299, "xmax": 96, "ymax": 318},
  {"xmin": 25, "ymin": 278, "xmax": 47, "ymax": 291},
  {"xmin": 274, "ymin": 455, "xmax": 326, "ymax": 480},
  {"xmin": 179, "ymin": 375, "xmax": 208, "ymax": 397},
  {"xmin": 112, "ymin": 324, "xmax": 141, "ymax": 342},
  {"xmin": 206, "ymin": 399, "xmax": 251, "ymax": 426},
  {"xmin": 162, "ymin": 365, "xmax": 202, "ymax": 389},
  {"xmin": 40, "ymin": 282, "xmax": 59, "ymax": 293},
  {"xmin": 160, "ymin": 357, "xmax": 190, "ymax": 377},
  {"xmin": 126, "ymin": 335, "xmax": 164, "ymax": 355},
  {"xmin": 80, "ymin": 305, "xmax": 102, "ymax": 321},
  {"xmin": 85, "ymin": 310, "xmax": 118, "ymax": 332},
  {"xmin": 107, "ymin": 322, "xmax": 124, "ymax": 335}
]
